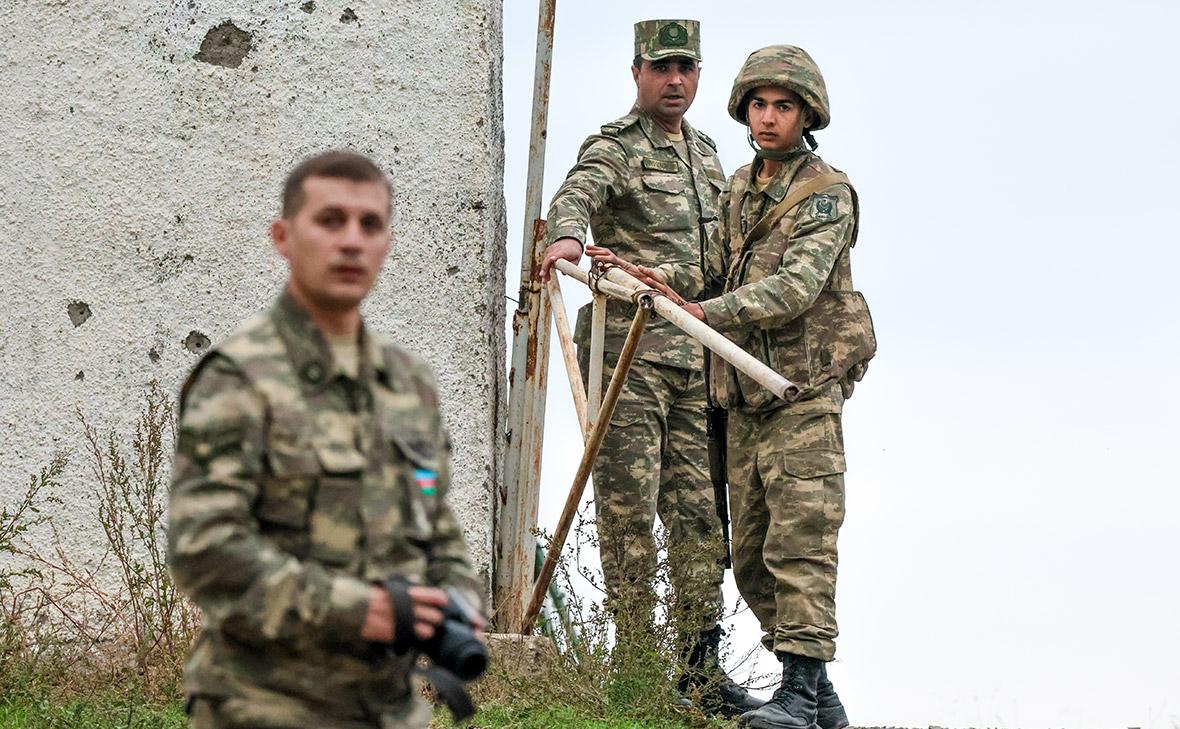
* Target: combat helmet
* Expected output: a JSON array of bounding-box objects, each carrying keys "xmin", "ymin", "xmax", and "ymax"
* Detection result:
[{"xmin": 728, "ymin": 45, "xmax": 830, "ymax": 130}]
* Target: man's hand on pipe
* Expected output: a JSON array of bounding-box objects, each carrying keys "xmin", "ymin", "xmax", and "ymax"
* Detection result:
[
  {"xmin": 584, "ymin": 245, "xmax": 691, "ymax": 306},
  {"xmin": 541, "ymin": 237, "xmax": 583, "ymax": 281}
]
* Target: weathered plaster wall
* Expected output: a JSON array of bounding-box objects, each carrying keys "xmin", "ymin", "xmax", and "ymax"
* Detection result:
[{"xmin": 0, "ymin": 1, "xmax": 505, "ymax": 592}]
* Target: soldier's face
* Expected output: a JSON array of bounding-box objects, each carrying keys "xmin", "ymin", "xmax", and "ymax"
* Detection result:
[
  {"xmin": 271, "ymin": 176, "xmax": 392, "ymax": 313},
  {"xmin": 747, "ymin": 86, "xmax": 812, "ymax": 151},
  {"xmin": 632, "ymin": 57, "xmax": 699, "ymax": 123}
]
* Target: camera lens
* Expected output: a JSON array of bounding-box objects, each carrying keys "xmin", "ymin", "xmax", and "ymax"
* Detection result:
[{"xmin": 434, "ymin": 619, "xmax": 489, "ymax": 681}]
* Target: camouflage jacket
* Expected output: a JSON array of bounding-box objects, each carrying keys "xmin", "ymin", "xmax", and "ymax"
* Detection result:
[
  {"xmin": 658, "ymin": 149, "xmax": 866, "ymax": 413},
  {"xmin": 167, "ymin": 292, "xmax": 481, "ymax": 724},
  {"xmin": 546, "ymin": 105, "xmax": 726, "ymax": 369}
]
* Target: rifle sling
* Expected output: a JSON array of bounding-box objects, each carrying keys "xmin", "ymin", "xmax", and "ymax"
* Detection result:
[{"xmin": 743, "ymin": 170, "xmax": 850, "ymax": 252}]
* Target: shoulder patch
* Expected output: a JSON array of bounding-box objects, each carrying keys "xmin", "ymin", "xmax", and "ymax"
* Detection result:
[
  {"xmin": 694, "ymin": 129, "xmax": 718, "ymax": 151},
  {"xmin": 600, "ymin": 113, "xmax": 639, "ymax": 137},
  {"xmin": 811, "ymin": 193, "xmax": 839, "ymax": 222}
]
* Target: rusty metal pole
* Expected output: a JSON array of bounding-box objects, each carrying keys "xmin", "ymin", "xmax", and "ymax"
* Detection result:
[
  {"xmin": 523, "ymin": 298, "xmax": 653, "ymax": 630},
  {"xmin": 496, "ymin": 0, "xmax": 558, "ymax": 634}
]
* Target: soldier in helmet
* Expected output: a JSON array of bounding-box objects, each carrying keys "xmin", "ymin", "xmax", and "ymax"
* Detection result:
[
  {"xmin": 167, "ymin": 150, "xmax": 486, "ymax": 729},
  {"xmin": 592, "ymin": 45, "xmax": 875, "ymax": 729},
  {"xmin": 539, "ymin": 19, "xmax": 759, "ymax": 718}
]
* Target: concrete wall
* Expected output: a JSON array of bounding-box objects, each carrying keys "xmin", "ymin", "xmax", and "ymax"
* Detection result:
[{"xmin": 0, "ymin": 1, "xmax": 505, "ymax": 592}]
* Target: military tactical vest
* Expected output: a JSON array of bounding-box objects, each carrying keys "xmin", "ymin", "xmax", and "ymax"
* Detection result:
[{"xmin": 713, "ymin": 164, "xmax": 876, "ymax": 411}]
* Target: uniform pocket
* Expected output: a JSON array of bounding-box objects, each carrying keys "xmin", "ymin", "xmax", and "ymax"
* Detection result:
[
  {"xmin": 766, "ymin": 320, "xmax": 810, "ymax": 391},
  {"xmin": 803, "ymin": 289, "xmax": 877, "ymax": 392},
  {"xmin": 388, "ymin": 424, "xmax": 443, "ymax": 540},
  {"xmin": 257, "ymin": 440, "xmax": 317, "ymax": 529},
  {"xmin": 307, "ymin": 441, "xmax": 365, "ymax": 566},
  {"xmin": 641, "ymin": 173, "xmax": 685, "ymax": 195},
  {"xmin": 765, "ymin": 415, "xmax": 846, "ymax": 558},
  {"xmin": 779, "ymin": 449, "xmax": 846, "ymax": 480}
]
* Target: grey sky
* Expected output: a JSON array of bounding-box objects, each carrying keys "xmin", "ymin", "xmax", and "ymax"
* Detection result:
[{"xmin": 502, "ymin": 1, "xmax": 1180, "ymax": 726}]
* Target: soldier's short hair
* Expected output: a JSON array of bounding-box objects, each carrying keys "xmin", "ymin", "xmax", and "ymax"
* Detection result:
[{"xmin": 282, "ymin": 150, "xmax": 392, "ymax": 218}]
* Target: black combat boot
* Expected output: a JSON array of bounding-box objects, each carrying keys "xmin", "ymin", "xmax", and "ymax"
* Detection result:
[
  {"xmin": 737, "ymin": 652, "xmax": 822, "ymax": 729},
  {"xmin": 678, "ymin": 625, "xmax": 763, "ymax": 718},
  {"xmin": 816, "ymin": 663, "xmax": 849, "ymax": 729}
]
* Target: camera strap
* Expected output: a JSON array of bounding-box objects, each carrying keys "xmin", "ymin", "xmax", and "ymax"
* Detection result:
[
  {"xmin": 383, "ymin": 576, "xmax": 479, "ymax": 722},
  {"xmin": 417, "ymin": 665, "xmax": 477, "ymax": 721},
  {"xmin": 384, "ymin": 576, "xmax": 418, "ymax": 655}
]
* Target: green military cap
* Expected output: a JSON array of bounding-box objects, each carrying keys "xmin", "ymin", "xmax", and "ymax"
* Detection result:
[{"xmin": 633, "ymin": 19, "xmax": 701, "ymax": 62}]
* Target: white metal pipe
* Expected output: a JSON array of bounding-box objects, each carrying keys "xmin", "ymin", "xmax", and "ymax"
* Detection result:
[
  {"xmin": 587, "ymin": 292, "xmax": 606, "ymax": 427},
  {"xmin": 546, "ymin": 276, "xmax": 589, "ymax": 440},
  {"xmin": 554, "ymin": 259, "xmax": 801, "ymax": 402}
]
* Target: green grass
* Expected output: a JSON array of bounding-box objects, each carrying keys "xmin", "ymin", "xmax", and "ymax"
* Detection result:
[
  {"xmin": 433, "ymin": 702, "xmax": 734, "ymax": 729},
  {"xmin": 0, "ymin": 699, "xmax": 724, "ymax": 729},
  {"xmin": 0, "ymin": 696, "xmax": 187, "ymax": 729}
]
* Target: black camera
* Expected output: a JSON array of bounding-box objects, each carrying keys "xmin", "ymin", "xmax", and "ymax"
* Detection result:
[
  {"xmin": 418, "ymin": 587, "xmax": 488, "ymax": 681},
  {"xmin": 383, "ymin": 577, "xmax": 488, "ymax": 681}
]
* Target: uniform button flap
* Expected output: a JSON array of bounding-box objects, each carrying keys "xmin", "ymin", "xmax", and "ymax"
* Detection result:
[
  {"xmin": 312, "ymin": 441, "xmax": 367, "ymax": 474},
  {"xmin": 641, "ymin": 174, "xmax": 686, "ymax": 194}
]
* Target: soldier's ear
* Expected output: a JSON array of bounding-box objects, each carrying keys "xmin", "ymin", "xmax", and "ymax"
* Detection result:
[{"xmin": 271, "ymin": 218, "xmax": 292, "ymax": 261}]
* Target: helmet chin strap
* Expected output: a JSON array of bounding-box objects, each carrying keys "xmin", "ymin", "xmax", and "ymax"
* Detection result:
[{"xmin": 747, "ymin": 128, "xmax": 815, "ymax": 161}]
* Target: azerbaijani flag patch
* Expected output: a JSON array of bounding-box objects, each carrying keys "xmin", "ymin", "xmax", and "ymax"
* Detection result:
[{"xmin": 414, "ymin": 468, "xmax": 438, "ymax": 496}]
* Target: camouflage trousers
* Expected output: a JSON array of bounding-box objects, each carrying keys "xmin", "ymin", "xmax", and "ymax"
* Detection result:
[
  {"xmin": 727, "ymin": 404, "xmax": 847, "ymax": 662},
  {"xmin": 185, "ymin": 681, "xmax": 430, "ymax": 729},
  {"xmin": 579, "ymin": 351, "xmax": 725, "ymax": 632}
]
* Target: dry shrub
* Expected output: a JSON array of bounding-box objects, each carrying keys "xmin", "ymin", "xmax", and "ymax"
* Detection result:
[
  {"xmin": 468, "ymin": 505, "xmax": 756, "ymax": 728},
  {"xmin": 0, "ymin": 382, "xmax": 197, "ymax": 703}
]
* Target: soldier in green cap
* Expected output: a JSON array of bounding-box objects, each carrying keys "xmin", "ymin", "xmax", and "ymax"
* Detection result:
[
  {"xmin": 591, "ymin": 44, "xmax": 875, "ymax": 729},
  {"xmin": 168, "ymin": 150, "xmax": 486, "ymax": 729},
  {"xmin": 539, "ymin": 19, "xmax": 759, "ymax": 718}
]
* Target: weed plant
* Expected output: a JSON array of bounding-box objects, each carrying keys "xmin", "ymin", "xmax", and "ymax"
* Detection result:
[
  {"xmin": 0, "ymin": 382, "xmax": 196, "ymax": 710},
  {"xmin": 1, "ymin": 384, "xmax": 755, "ymax": 728},
  {"xmin": 460, "ymin": 507, "xmax": 757, "ymax": 729}
]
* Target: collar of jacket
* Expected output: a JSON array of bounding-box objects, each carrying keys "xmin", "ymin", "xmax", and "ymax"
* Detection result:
[
  {"xmin": 748, "ymin": 149, "xmax": 812, "ymax": 204},
  {"xmin": 269, "ymin": 290, "xmax": 387, "ymax": 392},
  {"xmin": 633, "ymin": 104, "xmax": 704, "ymax": 154}
]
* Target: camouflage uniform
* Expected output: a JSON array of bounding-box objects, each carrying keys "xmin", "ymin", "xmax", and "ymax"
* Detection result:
[
  {"xmin": 546, "ymin": 19, "xmax": 727, "ymax": 626},
  {"xmin": 656, "ymin": 47, "xmax": 873, "ymax": 662},
  {"xmin": 168, "ymin": 292, "xmax": 482, "ymax": 729}
]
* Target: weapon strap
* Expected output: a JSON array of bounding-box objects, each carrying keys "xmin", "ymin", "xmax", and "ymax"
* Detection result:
[
  {"xmin": 723, "ymin": 170, "xmax": 852, "ymax": 292},
  {"xmin": 743, "ymin": 170, "xmax": 850, "ymax": 250}
]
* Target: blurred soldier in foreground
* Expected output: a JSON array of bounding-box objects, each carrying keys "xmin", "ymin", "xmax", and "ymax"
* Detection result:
[
  {"xmin": 168, "ymin": 150, "xmax": 486, "ymax": 729},
  {"xmin": 540, "ymin": 19, "xmax": 759, "ymax": 718},
  {"xmin": 593, "ymin": 45, "xmax": 876, "ymax": 729}
]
